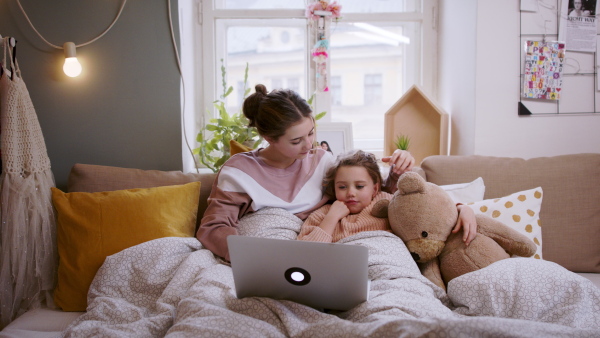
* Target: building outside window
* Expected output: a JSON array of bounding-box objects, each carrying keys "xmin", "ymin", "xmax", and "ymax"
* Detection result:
[
  {"xmin": 330, "ymin": 75, "xmax": 342, "ymax": 106},
  {"xmin": 272, "ymin": 78, "xmax": 284, "ymax": 91},
  {"xmin": 364, "ymin": 74, "xmax": 383, "ymax": 105},
  {"xmin": 287, "ymin": 77, "xmax": 300, "ymax": 93}
]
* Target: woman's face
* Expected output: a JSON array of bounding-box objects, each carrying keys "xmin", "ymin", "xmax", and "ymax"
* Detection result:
[
  {"xmin": 574, "ymin": 0, "xmax": 582, "ymax": 9},
  {"xmin": 321, "ymin": 143, "xmax": 329, "ymax": 150},
  {"xmin": 268, "ymin": 117, "xmax": 315, "ymax": 161}
]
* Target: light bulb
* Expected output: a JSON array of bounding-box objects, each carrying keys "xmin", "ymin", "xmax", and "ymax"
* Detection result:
[
  {"xmin": 63, "ymin": 42, "xmax": 82, "ymax": 77},
  {"xmin": 63, "ymin": 57, "xmax": 82, "ymax": 77}
]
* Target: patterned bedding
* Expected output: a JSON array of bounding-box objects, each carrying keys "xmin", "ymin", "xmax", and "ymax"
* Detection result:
[{"xmin": 61, "ymin": 208, "xmax": 600, "ymax": 337}]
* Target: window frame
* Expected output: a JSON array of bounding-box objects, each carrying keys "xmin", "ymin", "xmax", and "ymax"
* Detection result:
[{"xmin": 199, "ymin": 5, "xmax": 308, "ymax": 120}]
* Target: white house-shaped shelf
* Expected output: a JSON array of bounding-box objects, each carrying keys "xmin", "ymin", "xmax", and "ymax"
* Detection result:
[{"xmin": 384, "ymin": 85, "xmax": 450, "ymax": 165}]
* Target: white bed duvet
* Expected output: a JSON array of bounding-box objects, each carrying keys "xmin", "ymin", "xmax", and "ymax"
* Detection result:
[{"xmin": 58, "ymin": 208, "xmax": 600, "ymax": 337}]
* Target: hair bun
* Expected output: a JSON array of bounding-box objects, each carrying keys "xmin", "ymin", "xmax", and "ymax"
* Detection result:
[
  {"xmin": 255, "ymin": 84, "xmax": 268, "ymax": 96},
  {"xmin": 243, "ymin": 84, "xmax": 269, "ymax": 127}
]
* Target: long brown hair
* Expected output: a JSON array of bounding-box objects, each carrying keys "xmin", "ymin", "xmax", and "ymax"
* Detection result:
[
  {"xmin": 243, "ymin": 84, "xmax": 314, "ymax": 141},
  {"xmin": 322, "ymin": 150, "xmax": 383, "ymax": 199}
]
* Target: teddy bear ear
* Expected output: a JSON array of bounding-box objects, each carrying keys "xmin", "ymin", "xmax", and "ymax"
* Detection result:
[
  {"xmin": 397, "ymin": 172, "xmax": 427, "ymax": 195},
  {"xmin": 371, "ymin": 199, "xmax": 389, "ymax": 218}
]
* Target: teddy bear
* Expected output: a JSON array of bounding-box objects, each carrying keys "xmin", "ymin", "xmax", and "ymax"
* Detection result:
[{"xmin": 372, "ymin": 171, "xmax": 537, "ymax": 291}]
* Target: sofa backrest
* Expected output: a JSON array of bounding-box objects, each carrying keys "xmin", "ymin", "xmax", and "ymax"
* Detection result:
[
  {"xmin": 67, "ymin": 163, "xmax": 217, "ymax": 228},
  {"xmin": 420, "ymin": 153, "xmax": 600, "ymax": 273},
  {"xmin": 66, "ymin": 155, "xmax": 600, "ymax": 274}
]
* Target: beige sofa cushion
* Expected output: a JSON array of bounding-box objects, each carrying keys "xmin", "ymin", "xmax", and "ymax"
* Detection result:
[
  {"xmin": 67, "ymin": 163, "xmax": 217, "ymax": 227},
  {"xmin": 420, "ymin": 154, "xmax": 600, "ymax": 273}
]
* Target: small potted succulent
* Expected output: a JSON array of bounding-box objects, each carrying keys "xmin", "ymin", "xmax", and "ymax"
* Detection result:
[{"xmin": 394, "ymin": 134, "xmax": 411, "ymax": 151}]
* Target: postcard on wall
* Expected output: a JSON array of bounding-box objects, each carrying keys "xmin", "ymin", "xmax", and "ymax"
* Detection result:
[
  {"xmin": 559, "ymin": 0, "xmax": 599, "ymax": 52},
  {"xmin": 522, "ymin": 40, "xmax": 565, "ymax": 100}
]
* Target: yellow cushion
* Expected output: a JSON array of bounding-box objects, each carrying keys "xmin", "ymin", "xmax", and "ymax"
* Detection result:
[
  {"xmin": 230, "ymin": 139, "xmax": 253, "ymax": 156},
  {"xmin": 51, "ymin": 181, "xmax": 201, "ymax": 311}
]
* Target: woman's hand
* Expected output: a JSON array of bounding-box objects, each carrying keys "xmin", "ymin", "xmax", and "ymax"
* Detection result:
[
  {"xmin": 381, "ymin": 149, "xmax": 415, "ymax": 176},
  {"xmin": 453, "ymin": 204, "xmax": 477, "ymax": 245}
]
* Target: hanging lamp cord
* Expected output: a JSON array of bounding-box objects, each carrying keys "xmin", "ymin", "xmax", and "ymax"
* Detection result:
[{"xmin": 15, "ymin": 0, "xmax": 127, "ymax": 49}]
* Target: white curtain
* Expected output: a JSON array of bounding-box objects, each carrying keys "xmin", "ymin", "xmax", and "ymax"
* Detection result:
[{"xmin": 0, "ymin": 36, "xmax": 57, "ymax": 329}]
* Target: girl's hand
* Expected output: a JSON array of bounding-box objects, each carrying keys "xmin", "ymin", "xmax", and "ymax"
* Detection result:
[
  {"xmin": 328, "ymin": 200, "xmax": 350, "ymax": 221},
  {"xmin": 453, "ymin": 204, "xmax": 477, "ymax": 245},
  {"xmin": 318, "ymin": 201, "xmax": 350, "ymax": 236},
  {"xmin": 381, "ymin": 149, "xmax": 415, "ymax": 176}
]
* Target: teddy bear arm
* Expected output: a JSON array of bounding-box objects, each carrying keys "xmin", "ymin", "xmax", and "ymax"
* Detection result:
[
  {"xmin": 475, "ymin": 214, "xmax": 537, "ymax": 257},
  {"xmin": 418, "ymin": 258, "xmax": 446, "ymax": 292},
  {"xmin": 371, "ymin": 199, "xmax": 390, "ymax": 218}
]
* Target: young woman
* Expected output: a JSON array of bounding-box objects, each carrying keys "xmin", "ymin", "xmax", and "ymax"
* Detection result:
[
  {"xmin": 196, "ymin": 84, "xmax": 476, "ymax": 261},
  {"xmin": 320, "ymin": 141, "xmax": 333, "ymax": 154},
  {"xmin": 298, "ymin": 150, "xmax": 392, "ymax": 242},
  {"xmin": 569, "ymin": 0, "xmax": 591, "ymax": 17}
]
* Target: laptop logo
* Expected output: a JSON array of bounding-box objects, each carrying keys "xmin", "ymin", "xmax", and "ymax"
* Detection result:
[{"xmin": 284, "ymin": 267, "xmax": 311, "ymax": 286}]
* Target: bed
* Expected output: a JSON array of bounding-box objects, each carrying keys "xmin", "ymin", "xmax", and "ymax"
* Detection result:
[
  {"xmin": 2, "ymin": 160, "xmax": 600, "ymax": 337},
  {"xmin": 6, "ymin": 208, "xmax": 599, "ymax": 337}
]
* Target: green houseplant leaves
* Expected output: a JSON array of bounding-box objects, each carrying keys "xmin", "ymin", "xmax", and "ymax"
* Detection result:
[
  {"xmin": 194, "ymin": 60, "xmax": 327, "ymax": 173},
  {"xmin": 193, "ymin": 61, "xmax": 262, "ymax": 173}
]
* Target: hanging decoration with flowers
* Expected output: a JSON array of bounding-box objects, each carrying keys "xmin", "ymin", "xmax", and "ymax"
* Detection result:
[{"xmin": 305, "ymin": 1, "xmax": 342, "ymax": 92}]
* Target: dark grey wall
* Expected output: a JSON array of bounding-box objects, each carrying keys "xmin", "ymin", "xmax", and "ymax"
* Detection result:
[{"xmin": 0, "ymin": 0, "xmax": 182, "ymax": 190}]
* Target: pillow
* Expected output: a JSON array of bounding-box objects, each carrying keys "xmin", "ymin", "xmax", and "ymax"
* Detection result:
[
  {"xmin": 467, "ymin": 187, "xmax": 543, "ymax": 259},
  {"xmin": 440, "ymin": 177, "xmax": 485, "ymax": 204},
  {"xmin": 230, "ymin": 139, "xmax": 253, "ymax": 156},
  {"xmin": 67, "ymin": 163, "xmax": 216, "ymax": 227},
  {"xmin": 51, "ymin": 181, "xmax": 201, "ymax": 311}
]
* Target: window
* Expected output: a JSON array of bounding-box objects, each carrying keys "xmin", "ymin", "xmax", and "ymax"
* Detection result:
[
  {"xmin": 182, "ymin": 0, "xmax": 437, "ymax": 168},
  {"xmin": 287, "ymin": 77, "xmax": 300, "ymax": 93},
  {"xmin": 235, "ymin": 80, "xmax": 245, "ymax": 107},
  {"xmin": 330, "ymin": 75, "xmax": 342, "ymax": 106},
  {"xmin": 364, "ymin": 74, "xmax": 383, "ymax": 105},
  {"xmin": 272, "ymin": 78, "xmax": 283, "ymax": 91}
]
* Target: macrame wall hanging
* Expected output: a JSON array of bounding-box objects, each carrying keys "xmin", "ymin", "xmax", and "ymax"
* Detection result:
[
  {"xmin": 306, "ymin": 1, "xmax": 342, "ymax": 92},
  {"xmin": 0, "ymin": 35, "xmax": 56, "ymax": 330}
]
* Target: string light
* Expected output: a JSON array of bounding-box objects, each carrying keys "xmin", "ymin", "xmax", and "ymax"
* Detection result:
[
  {"xmin": 15, "ymin": 0, "xmax": 127, "ymax": 78},
  {"xmin": 62, "ymin": 42, "xmax": 82, "ymax": 77}
]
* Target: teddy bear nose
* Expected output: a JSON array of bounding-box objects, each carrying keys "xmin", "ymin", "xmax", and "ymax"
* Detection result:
[
  {"xmin": 421, "ymin": 231, "xmax": 428, "ymax": 238},
  {"xmin": 411, "ymin": 252, "xmax": 420, "ymax": 261}
]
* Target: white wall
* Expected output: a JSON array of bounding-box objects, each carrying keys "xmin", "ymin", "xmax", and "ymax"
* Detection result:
[
  {"xmin": 438, "ymin": 0, "xmax": 477, "ymax": 156},
  {"xmin": 439, "ymin": 1, "xmax": 600, "ymax": 158}
]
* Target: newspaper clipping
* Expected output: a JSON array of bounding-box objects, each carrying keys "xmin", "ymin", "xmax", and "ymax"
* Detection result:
[{"xmin": 561, "ymin": 0, "xmax": 598, "ymax": 52}]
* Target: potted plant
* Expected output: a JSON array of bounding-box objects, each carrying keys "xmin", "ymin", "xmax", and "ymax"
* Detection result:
[
  {"xmin": 194, "ymin": 61, "xmax": 327, "ymax": 172},
  {"xmin": 394, "ymin": 134, "xmax": 411, "ymax": 151},
  {"xmin": 193, "ymin": 60, "xmax": 262, "ymax": 172}
]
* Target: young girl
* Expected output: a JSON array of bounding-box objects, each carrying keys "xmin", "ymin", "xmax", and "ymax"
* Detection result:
[
  {"xmin": 196, "ymin": 84, "xmax": 475, "ymax": 261},
  {"xmin": 298, "ymin": 150, "xmax": 392, "ymax": 242}
]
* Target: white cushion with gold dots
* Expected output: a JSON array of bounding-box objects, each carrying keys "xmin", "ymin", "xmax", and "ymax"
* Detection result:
[{"xmin": 467, "ymin": 187, "xmax": 543, "ymax": 259}]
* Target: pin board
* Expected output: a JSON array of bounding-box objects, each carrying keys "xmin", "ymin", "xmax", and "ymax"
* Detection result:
[{"xmin": 519, "ymin": 0, "xmax": 600, "ymax": 115}]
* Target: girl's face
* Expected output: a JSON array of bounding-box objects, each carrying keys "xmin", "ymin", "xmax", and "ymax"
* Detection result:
[
  {"xmin": 334, "ymin": 166, "xmax": 379, "ymax": 214},
  {"xmin": 321, "ymin": 143, "xmax": 329, "ymax": 150},
  {"xmin": 267, "ymin": 117, "xmax": 315, "ymax": 161}
]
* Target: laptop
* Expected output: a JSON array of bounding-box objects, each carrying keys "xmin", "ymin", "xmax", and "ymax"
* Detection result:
[{"xmin": 227, "ymin": 235, "xmax": 370, "ymax": 311}]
